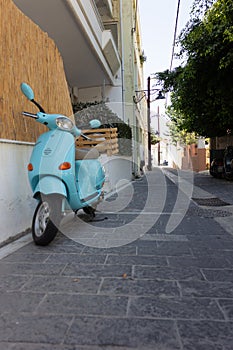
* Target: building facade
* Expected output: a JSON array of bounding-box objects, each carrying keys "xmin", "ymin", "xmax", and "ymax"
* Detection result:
[{"xmin": 1, "ymin": 0, "xmax": 146, "ymax": 243}]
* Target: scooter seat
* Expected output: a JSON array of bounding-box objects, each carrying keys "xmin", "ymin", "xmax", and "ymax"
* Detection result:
[{"xmin": 75, "ymin": 148, "xmax": 99, "ymax": 160}]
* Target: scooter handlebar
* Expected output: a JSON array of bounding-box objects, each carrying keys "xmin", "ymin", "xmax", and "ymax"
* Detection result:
[{"xmin": 22, "ymin": 111, "xmax": 38, "ymax": 119}]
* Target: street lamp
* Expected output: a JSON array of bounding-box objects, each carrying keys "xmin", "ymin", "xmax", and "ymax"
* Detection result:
[
  {"xmin": 146, "ymin": 76, "xmax": 165, "ymax": 170},
  {"xmin": 157, "ymin": 105, "xmax": 161, "ymax": 166},
  {"xmin": 134, "ymin": 76, "xmax": 165, "ymax": 170}
]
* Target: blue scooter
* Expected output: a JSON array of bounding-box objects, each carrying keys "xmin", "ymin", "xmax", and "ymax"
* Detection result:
[{"xmin": 21, "ymin": 83, "xmax": 105, "ymax": 246}]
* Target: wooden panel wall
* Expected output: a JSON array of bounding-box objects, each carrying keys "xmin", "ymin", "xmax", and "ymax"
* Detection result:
[{"xmin": 0, "ymin": 0, "xmax": 73, "ymax": 142}]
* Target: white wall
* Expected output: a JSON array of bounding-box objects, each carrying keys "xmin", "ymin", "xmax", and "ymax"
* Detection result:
[
  {"xmin": 100, "ymin": 154, "xmax": 132, "ymax": 193},
  {"xmin": 77, "ymin": 68, "xmax": 123, "ymax": 119},
  {"xmin": 0, "ymin": 141, "xmax": 36, "ymax": 244}
]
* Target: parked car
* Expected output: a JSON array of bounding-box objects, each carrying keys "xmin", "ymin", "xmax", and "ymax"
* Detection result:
[
  {"xmin": 210, "ymin": 157, "xmax": 224, "ymax": 178},
  {"xmin": 209, "ymin": 147, "xmax": 233, "ymax": 180},
  {"xmin": 224, "ymin": 146, "xmax": 233, "ymax": 180}
]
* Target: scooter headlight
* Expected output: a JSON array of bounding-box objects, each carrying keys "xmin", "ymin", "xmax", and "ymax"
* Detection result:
[{"xmin": 56, "ymin": 117, "xmax": 74, "ymax": 131}]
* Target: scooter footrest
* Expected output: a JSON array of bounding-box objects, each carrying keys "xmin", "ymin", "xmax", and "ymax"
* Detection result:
[{"xmin": 80, "ymin": 192, "xmax": 99, "ymax": 203}]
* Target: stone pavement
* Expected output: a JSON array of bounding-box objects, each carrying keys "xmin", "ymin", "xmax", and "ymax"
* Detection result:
[{"xmin": 1, "ymin": 167, "xmax": 233, "ymax": 349}]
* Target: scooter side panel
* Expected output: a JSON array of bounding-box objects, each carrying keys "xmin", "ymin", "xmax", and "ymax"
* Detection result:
[{"xmin": 74, "ymin": 159, "xmax": 105, "ymax": 206}]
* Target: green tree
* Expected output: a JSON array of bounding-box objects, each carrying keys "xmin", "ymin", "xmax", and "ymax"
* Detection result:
[
  {"xmin": 166, "ymin": 106, "xmax": 198, "ymax": 145},
  {"xmin": 156, "ymin": 0, "xmax": 233, "ymax": 138},
  {"xmin": 150, "ymin": 129, "xmax": 161, "ymax": 145}
]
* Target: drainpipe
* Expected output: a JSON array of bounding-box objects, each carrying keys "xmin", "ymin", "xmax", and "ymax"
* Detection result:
[
  {"xmin": 131, "ymin": 1, "xmax": 139, "ymax": 177},
  {"xmin": 119, "ymin": 0, "xmax": 125, "ymax": 122}
]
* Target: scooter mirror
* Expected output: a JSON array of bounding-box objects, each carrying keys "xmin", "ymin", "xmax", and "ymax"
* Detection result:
[
  {"xmin": 89, "ymin": 119, "xmax": 101, "ymax": 129},
  {"xmin": 20, "ymin": 83, "xmax": 34, "ymax": 101}
]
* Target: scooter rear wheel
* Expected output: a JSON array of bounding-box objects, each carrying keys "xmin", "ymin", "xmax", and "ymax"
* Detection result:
[
  {"xmin": 83, "ymin": 206, "xmax": 96, "ymax": 219},
  {"xmin": 32, "ymin": 194, "xmax": 63, "ymax": 246}
]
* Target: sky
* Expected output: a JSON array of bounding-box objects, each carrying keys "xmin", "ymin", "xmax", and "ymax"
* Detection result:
[
  {"xmin": 137, "ymin": 0, "xmax": 195, "ymax": 133},
  {"xmin": 138, "ymin": 0, "xmax": 194, "ymax": 80}
]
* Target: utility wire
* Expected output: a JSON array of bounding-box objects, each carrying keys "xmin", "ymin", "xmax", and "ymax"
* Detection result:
[{"xmin": 170, "ymin": 0, "xmax": 181, "ymax": 71}]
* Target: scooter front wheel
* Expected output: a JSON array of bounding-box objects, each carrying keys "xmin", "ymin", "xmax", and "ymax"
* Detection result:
[{"xmin": 32, "ymin": 194, "xmax": 63, "ymax": 246}]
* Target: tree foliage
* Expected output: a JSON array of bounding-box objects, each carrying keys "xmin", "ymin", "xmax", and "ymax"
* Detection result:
[
  {"xmin": 156, "ymin": 0, "xmax": 233, "ymax": 138},
  {"xmin": 166, "ymin": 106, "xmax": 198, "ymax": 145},
  {"xmin": 150, "ymin": 129, "xmax": 160, "ymax": 145}
]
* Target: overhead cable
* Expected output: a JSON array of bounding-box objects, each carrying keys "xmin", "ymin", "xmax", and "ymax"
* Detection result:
[{"xmin": 170, "ymin": 0, "xmax": 181, "ymax": 71}]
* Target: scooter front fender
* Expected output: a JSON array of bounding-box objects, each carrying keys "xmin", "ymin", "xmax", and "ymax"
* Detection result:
[{"xmin": 33, "ymin": 176, "xmax": 67, "ymax": 199}]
